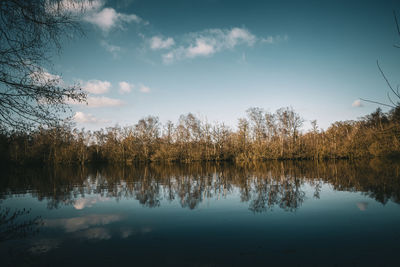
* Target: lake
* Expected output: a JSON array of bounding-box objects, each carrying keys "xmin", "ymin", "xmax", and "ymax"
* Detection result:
[{"xmin": 1, "ymin": 159, "xmax": 400, "ymax": 266}]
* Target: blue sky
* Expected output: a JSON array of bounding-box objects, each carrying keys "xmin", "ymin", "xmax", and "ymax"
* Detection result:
[{"xmin": 51, "ymin": 0, "xmax": 400, "ymax": 130}]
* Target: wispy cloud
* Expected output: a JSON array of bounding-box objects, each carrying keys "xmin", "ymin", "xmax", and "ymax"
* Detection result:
[
  {"xmin": 352, "ymin": 99, "xmax": 363, "ymax": 107},
  {"xmin": 118, "ymin": 81, "xmax": 133, "ymax": 94},
  {"xmin": 158, "ymin": 27, "xmax": 288, "ymax": 63},
  {"xmin": 45, "ymin": 0, "xmax": 104, "ymax": 15},
  {"xmin": 83, "ymin": 80, "xmax": 111, "ymax": 94},
  {"xmin": 187, "ymin": 39, "xmax": 215, "ymax": 57},
  {"xmin": 87, "ymin": 96, "xmax": 124, "ymax": 107},
  {"xmin": 68, "ymin": 96, "xmax": 124, "ymax": 107},
  {"xmin": 139, "ymin": 84, "xmax": 151, "ymax": 93},
  {"xmin": 84, "ymin": 7, "xmax": 144, "ymax": 32},
  {"xmin": 50, "ymin": 0, "xmax": 146, "ymax": 32},
  {"xmin": 149, "ymin": 36, "xmax": 175, "ymax": 50},
  {"xmin": 161, "ymin": 27, "xmax": 257, "ymax": 63},
  {"xmin": 101, "ymin": 40, "xmax": 121, "ymax": 55},
  {"xmin": 30, "ymin": 70, "xmax": 63, "ymax": 86},
  {"xmin": 261, "ymin": 34, "xmax": 289, "ymax": 44}
]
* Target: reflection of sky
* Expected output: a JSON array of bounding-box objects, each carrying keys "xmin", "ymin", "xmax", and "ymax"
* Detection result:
[
  {"xmin": 357, "ymin": 201, "xmax": 369, "ymax": 211},
  {"xmin": 73, "ymin": 196, "xmax": 110, "ymax": 210},
  {"xmin": 2, "ymin": 180, "xmax": 400, "ymax": 266},
  {"xmin": 29, "ymin": 239, "xmax": 60, "ymax": 254},
  {"xmin": 44, "ymin": 214, "xmax": 122, "ymax": 232}
]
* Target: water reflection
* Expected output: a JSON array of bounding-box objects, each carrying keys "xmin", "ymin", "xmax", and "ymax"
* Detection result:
[
  {"xmin": 44, "ymin": 214, "xmax": 122, "ymax": 232},
  {"xmin": 1, "ymin": 159, "xmax": 400, "ymax": 266},
  {"xmin": 0, "ymin": 207, "xmax": 42, "ymax": 241},
  {"xmin": 1, "ymin": 159, "xmax": 400, "ymax": 212}
]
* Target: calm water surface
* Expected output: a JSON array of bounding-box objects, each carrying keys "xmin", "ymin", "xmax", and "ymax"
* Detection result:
[{"xmin": 1, "ymin": 160, "xmax": 400, "ymax": 266}]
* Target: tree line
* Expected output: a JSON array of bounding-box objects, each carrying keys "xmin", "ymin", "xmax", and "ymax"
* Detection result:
[{"xmin": 1, "ymin": 106, "xmax": 399, "ymax": 164}]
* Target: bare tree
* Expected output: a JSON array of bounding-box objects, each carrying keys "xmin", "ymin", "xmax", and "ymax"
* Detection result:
[
  {"xmin": 246, "ymin": 107, "xmax": 266, "ymax": 142},
  {"xmin": 361, "ymin": 11, "xmax": 400, "ymax": 109},
  {"xmin": 0, "ymin": 0, "xmax": 87, "ymax": 131}
]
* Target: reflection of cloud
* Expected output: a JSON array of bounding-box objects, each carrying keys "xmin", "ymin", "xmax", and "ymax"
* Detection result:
[
  {"xmin": 29, "ymin": 239, "xmax": 60, "ymax": 254},
  {"xmin": 73, "ymin": 196, "xmax": 109, "ymax": 210},
  {"xmin": 44, "ymin": 214, "xmax": 122, "ymax": 232},
  {"xmin": 356, "ymin": 202, "xmax": 368, "ymax": 211},
  {"xmin": 119, "ymin": 227, "xmax": 151, "ymax": 238},
  {"xmin": 120, "ymin": 227, "xmax": 133, "ymax": 238},
  {"xmin": 79, "ymin": 226, "xmax": 151, "ymax": 241},
  {"xmin": 81, "ymin": 227, "xmax": 111, "ymax": 240},
  {"xmin": 141, "ymin": 227, "xmax": 152, "ymax": 234}
]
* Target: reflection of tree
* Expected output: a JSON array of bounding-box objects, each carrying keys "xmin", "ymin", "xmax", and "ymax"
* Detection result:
[
  {"xmin": 0, "ymin": 207, "xmax": 42, "ymax": 241},
  {"xmin": 1, "ymin": 160, "xmax": 400, "ymax": 213},
  {"xmin": 248, "ymin": 174, "xmax": 305, "ymax": 213},
  {"xmin": 133, "ymin": 177, "xmax": 161, "ymax": 208}
]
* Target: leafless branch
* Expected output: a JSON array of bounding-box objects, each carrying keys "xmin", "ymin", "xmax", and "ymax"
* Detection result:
[
  {"xmin": 0, "ymin": 0, "xmax": 87, "ymax": 132},
  {"xmin": 360, "ymin": 98, "xmax": 396, "ymax": 108}
]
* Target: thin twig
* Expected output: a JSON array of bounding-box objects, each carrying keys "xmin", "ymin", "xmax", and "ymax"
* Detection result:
[
  {"xmin": 377, "ymin": 60, "xmax": 400, "ymax": 99},
  {"xmin": 360, "ymin": 98, "xmax": 396, "ymax": 108}
]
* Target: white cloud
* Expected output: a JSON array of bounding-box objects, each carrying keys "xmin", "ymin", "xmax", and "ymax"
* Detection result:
[
  {"xmin": 160, "ymin": 28, "xmax": 288, "ymax": 63},
  {"xmin": 45, "ymin": 0, "xmax": 104, "ymax": 15},
  {"xmin": 149, "ymin": 36, "xmax": 175, "ymax": 50},
  {"xmin": 162, "ymin": 52, "xmax": 174, "ymax": 62},
  {"xmin": 352, "ymin": 99, "xmax": 363, "ymax": 107},
  {"xmin": 261, "ymin": 34, "xmax": 289, "ymax": 44},
  {"xmin": 187, "ymin": 39, "xmax": 215, "ymax": 57},
  {"xmin": 74, "ymin": 112, "xmax": 101, "ymax": 123},
  {"xmin": 118, "ymin": 81, "xmax": 133, "ymax": 94},
  {"xmin": 50, "ymin": 1, "xmax": 146, "ymax": 32},
  {"xmin": 226, "ymin": 27, "xmax": 256, "ymax": 47},
  {"xmin": 68, "ymin": 96, "xmax": 124, "ymax": 107},
  {"xmin": 162, "ymin": 27, "xmax": 257, "ymax": 63},
  {"xmin": 139, "ymin": 84, "xmax": 151, "ymax": 93},
  {"xmin": 87, "ymin": 96, "xmax": 124, "ymax": 107},
  {"xmin": 83, "ymin": 80, "xmax": 111, "ymax": 94},
  {"xmin": 101, "ymin": 40, "xmax": 121, "ymax": 54},
  {"xmin": 84, "ymin": 7, "xmax": 144, "ymax": 32},
  {"xmin": 30, "ymin": 70, "xmax": 62, "ymax": 86}
]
